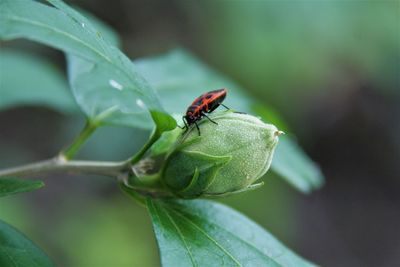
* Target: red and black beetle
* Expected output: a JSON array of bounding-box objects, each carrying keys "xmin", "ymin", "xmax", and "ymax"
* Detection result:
[{"xmin": 181, "ymin": 88, "xmax": 229, "ymax": 135}]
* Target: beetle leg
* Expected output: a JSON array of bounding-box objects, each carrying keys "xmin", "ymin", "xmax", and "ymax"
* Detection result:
[
  {"xmin": 221, "ymin": 103, "xmax": 230, "ymax": 110},
  {"xmin": 194, "ymin": 122, "xmax": 201, "ymax": 136},
  {"xmin": 184, "ymin": 117, "xmax": 189, "ymax": 130},
  {"xmin": 220, "ymin": 103, "xmax": 246, "ymax": 114},
  {"xmin": 179, "ymin": 116, "xmax": 189, "ymax": 132},
  {"xmin": 178, "ymin": 116, "xmax": 185, "ymax": 129},
  {"xmin": 202, "ymin": 113, "xmax": 218, "ymax": 125}
]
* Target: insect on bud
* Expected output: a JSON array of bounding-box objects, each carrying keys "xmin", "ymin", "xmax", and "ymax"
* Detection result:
[{"xmin": 162, "ymin": 111, "xmax": 283, "ymax": 198}]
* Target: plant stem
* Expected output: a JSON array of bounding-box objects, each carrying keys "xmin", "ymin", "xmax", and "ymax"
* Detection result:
[
  {"xmin": 129, "ymin": 131, "xmax": 159, "ymax": 164},
  {"xmin": 61, "ymin": 121, "xmax": 97, "ymax": 160},
  {"xmin": 0, "ymin": 156, "xmax": 129, "ymax": 178}
]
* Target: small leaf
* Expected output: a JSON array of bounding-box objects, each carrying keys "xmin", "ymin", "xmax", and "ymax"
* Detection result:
[
  {"xmin": 0, "ymin": 0, "xmax": 172, "ymax": 128},
  {"xmin": 0, "ymin": 220, "xmax": 55, "ymax": 267},
  {"xmin": 0, "ymin": 178, "xmax": 44, "ymax": 198},
  {"xmin": 150, "ymin": 110, "xmax": 177, "ymax": 137},
  {"xmin": 272, "ymin": 137, "xmax": 324, "ymax": 193},
  {"xmin": 147, "ymin": 199, "xmax": 317, "ymax": 267},
  {"xmin": 0, "ymin": 49, "xmax": 78, "ymax": 114}
]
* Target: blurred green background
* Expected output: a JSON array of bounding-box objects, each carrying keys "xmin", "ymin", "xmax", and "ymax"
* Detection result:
[{"xmin": 1, "ymin": 0, "xmax": 399, "ymax": 266}]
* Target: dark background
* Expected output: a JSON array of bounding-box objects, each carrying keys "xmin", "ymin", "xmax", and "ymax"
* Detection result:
[{"xmin": 1, "ymin": 1, "xmax": 399, "ymax": 266}]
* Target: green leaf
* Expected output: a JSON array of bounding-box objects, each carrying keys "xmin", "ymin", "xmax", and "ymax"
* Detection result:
[
  {"xmin": 272, "ymin": 137, "xmax": 324, "ymax": 193},
  {"xmin": 147, "ymin": 199, "xmax": 317, "ymax": 267},
  {"xmin": 0, "ymin": 49, "xmax": 78, "ymax": 114},
  {"xmin": 0, "ymin": 178, "xmax": 44, "ymax": 198},
  {"xmin": 0, "ymin": 220, "xmax": 55, "ymax": 267},
  {"xmin": 0, "ymin": 0, "xmax": 171, "ymax": 128},
  {"xmin": 150, "ymin": 110, "xmax": 177, "ymax": 137},
  {"xmin": 72, "ymin": 6, "xmax": 120, "ymax": 47},
  {"xmin": 135, "ymin": 49, "xmax": 324, "ymax": 193}
]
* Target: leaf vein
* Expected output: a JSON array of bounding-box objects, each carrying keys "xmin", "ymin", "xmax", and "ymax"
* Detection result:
[
  {"xmin": 169, "ymin": 208, "xmax": 243, "ymax": 267},
  {"xmin": 177, "ymin": 207, "xmax": 284, "ymax": 266},
  {"xmin": 0, "ymin": 246, "xmax": 18, "ymax": 267},
  {"xmin": 5, "ymin": 15, "xmax": 112, "ymax": 63},
  {"xmin": 157, "ymin": 202, "xmax": 198, "ymax": 267}
]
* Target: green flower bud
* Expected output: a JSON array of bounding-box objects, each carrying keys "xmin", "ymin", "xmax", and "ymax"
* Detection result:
[{"xmin": 162, "ymin": 111, "xmax": 283, "ymax": 198}]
